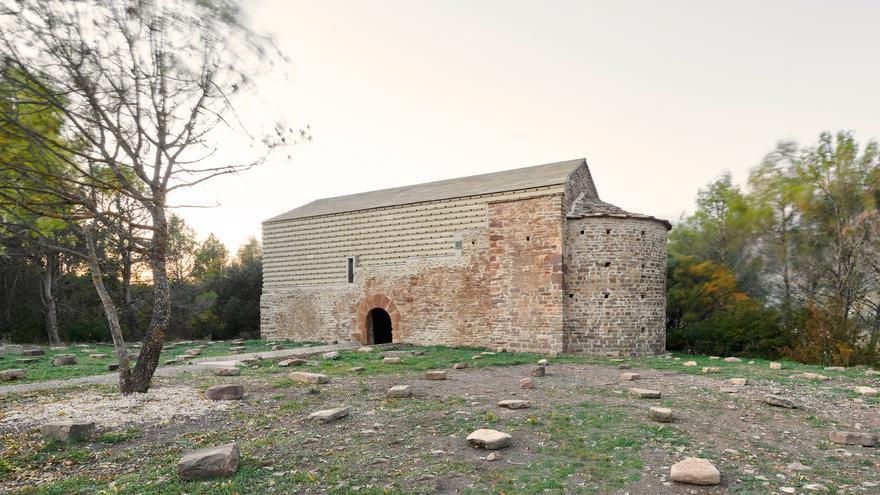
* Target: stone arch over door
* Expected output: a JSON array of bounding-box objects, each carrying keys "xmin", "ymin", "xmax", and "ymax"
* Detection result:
[{"xmin": 356, "ymin": 294, "xmax": 400, "ymax": 344}]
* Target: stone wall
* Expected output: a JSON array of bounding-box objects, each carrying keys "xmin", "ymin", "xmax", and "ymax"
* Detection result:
[
  {"xmin": 562, "ymin": 217, "xmax": 667, "ymax": 356},
  {"xmin": 487, "ymin": 195, "xmax": 566, "ymax": 354}
]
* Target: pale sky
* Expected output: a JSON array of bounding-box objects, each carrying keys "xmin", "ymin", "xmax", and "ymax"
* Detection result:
[{"xmin": 174, "ymin": 0, "xmax": 880, "ymax": 252}]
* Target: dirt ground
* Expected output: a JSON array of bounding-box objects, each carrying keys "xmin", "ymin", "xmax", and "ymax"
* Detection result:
[{"xmin": 1, "ymin": 347, "xmax": 878, "ymax": 494}]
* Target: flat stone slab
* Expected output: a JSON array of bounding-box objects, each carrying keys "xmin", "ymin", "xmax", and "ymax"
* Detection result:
[
  {"xmin": 289, "ymin": 372, "xmax": 330, "ymax": 384},
  {"xmin": 424, "ymin": 370, "xmax": 447, "ymax": 380},
  {"xmin": 322, "ymin": 351, "xmax": 340, "ymax": 360},
  {"xmin": 649, "ymin": 406, "xmax": 674, "ymax": 422},
  {"xmin": 629, "ymin": 388, "xmax": 661, "ymax": 399},
  {"xmin": 357, "ymin": 346, "xmax": 373, "ymax": 353},
  {"xmin": 764, "ymin": 395, "xmax": 797, "ymax": 408},
  {"xmin": 383, "ymin": 357, "xmax": 401, "ymax": 364},
  {"xmin": 519, "ymin": 377, "xmax": 534, "ymax": 389},
  {"xmin": 0, "ymin": 369, "xmax": 26, "ymax": 381},
  {"xmin": 278, "ymin": 358, "xmax": 306, "ymax": 367},
  {"xmin": 497, "ymin": 399, "xmax": 531, "ymax": 409},
  {"xmin": 308, "ymin": 405, "xmax": 351, "ymax": 422},
  {"xmin": 107, "ymin": 363, "xmax": 120, "ymax": 371},
  {"xmin": 620, "ymin": 373, "xmax": 640, "ymax": 381},
  {"xmin": 682, "ymin": 361, "xmax": 698, "ymax": 367},
  {"xmin": 670, "ymin": 457, "xmax": 721, "ymax": 485},
  {"xmin": 618, "ymin": 364, "xmax": 631, "ymax": 369},
  {"xmin": 452, "ymin": 362, "xmax": 468, "ymax": 369},
  {"xmin": 723, "ymin": 357, "xmax": 742, "ymax": 363},
  {"xmin": 40, "ymin": 421, "xmax": 95, "ymax": 442},
  {"xmin": 853, "ymin": 386, "xmax": 878, "ymax": 396},
  {"xmin": 729, "ymin": 378, "xmax": 749, "ymax": 386},
  {"xmin": 824, "ymin": 366, "xmax": 846, "ymax": 371},
  {"xmin": 770, "ymin": 362, "xmax": 784, "ymax": 370},
  {"xmin": 21, "ymin": 349, "xmax": 45, "ymax": 356},
  {"xmin": 387, "ymin": 385, "xmax": 412, "ymax": 398},
  {"xmin": 467, "ymin": 429, "xmax": 511, "ymax": 449},
  {"xmin": 205, "ymin": 384, "xmax": 244, "ymax": 400},
  {"xmin": 792, "ymin": 372, "xmax": 830, "ymax": 381},
  {"xmin": 52, "ymin": 356, "xmax": 77, "ymax": 366},
  {"xmin": 213, "ymin": 367, "xmax": 241, "ymax": 376},
  {"xmin": 17, "ymin": 358, "xmax": 39, "ymax": 364},
  {"xmin": 177, "ymin": 442, "xmax": 240, "ymax": 480},
  {"xmin": 349, "ymin": 366, "xmax": 365, "ymax": 372},
  {"xmin": 701, "ymin": 367, "xmax": 721, "ymax": 373},
  {"xmin": 828, "ymin": 430, "xmax": 877, "ymax": 447},
  {"xmin": 89, "ymin": 354, "xmax": 108, "ymax": 359}
]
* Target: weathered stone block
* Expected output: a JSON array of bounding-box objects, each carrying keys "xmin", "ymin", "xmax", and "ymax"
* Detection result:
[
  {"xmin": 177, "ymin": 443, "xmax": 240, "ymax": 480},
  {"xmin": 40, "ymin": 422, "xmax": 95, "ymax": 442}
]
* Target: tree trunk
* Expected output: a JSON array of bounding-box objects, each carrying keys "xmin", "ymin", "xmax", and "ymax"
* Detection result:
[
  {"xmin": 120, "ymin": 241, "xmax": 136, "ymax": 334},
  {"xmin": 122, "ymin": 207, "xmax": 170, "ymax": 393},
  {"xmin": 84, "ymin": 228, "xmax": 131, "ymax": 390},
  {"xmin": 40, "ymin": 252, "xmax": 62, "ymax": 346}
]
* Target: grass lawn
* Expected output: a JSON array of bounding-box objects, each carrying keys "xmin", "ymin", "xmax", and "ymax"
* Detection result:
[{"xmin": 0, "ymin": 339, "xmax": 312, "ymax": 384}]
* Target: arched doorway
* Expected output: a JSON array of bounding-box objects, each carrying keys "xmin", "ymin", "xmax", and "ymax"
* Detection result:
[{"xmin": 367, "ymin": 308, "xmax": 393, "ymax": 344}]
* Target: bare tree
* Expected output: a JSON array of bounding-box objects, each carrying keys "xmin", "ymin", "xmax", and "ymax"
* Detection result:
[{"xmin": 0, "ymin": 0, "xmax": 300, "ymax": 393}]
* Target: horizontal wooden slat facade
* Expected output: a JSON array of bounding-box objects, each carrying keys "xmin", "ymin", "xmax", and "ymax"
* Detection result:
[{"xmin": 263, "ymin": 186, "xmax": 562, "ymax": 286}]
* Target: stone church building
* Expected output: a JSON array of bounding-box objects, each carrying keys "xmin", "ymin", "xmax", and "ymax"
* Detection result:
[{"xmin": 260, "ymin": 158, "xmax": 670, "ymax": 356}]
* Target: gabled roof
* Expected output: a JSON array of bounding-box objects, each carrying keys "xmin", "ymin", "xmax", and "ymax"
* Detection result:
[
  {"xmin": 266, "ymin": 158, "xmax": 586, "ymax": 222},
  {"xmin": 568, "ymin": 195, "xmax": 672, "ymax": 230}
]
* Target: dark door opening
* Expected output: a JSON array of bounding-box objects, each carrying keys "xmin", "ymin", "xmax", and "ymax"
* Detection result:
[{"xmin": 367, "ymin": 308, "xmax": 392, "ymax": 344}]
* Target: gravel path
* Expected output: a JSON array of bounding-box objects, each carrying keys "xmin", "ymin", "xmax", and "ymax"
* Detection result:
[{"xmin": 0, "ymin": 341, "xmax": 359, "ymax": 395}]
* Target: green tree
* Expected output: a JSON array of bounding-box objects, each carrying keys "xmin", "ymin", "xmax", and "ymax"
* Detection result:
[{"xmin": 192, "ymin": 234, "xmax": 228, "ymax": 282}]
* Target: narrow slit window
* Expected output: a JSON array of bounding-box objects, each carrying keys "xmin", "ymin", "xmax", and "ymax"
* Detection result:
[
  {"xmin": 346, "ymin": 257, "xmax": 354, "ymax": 283},
  {"xmin": 603, "ymin": 293, "xmax": 610, "ymax": 299},
  {"xmin": 605, "ymin": 229, "xmax": 611, "ymax": 234},
  {"xmin": 604, "ymin": 262, "xmax": 611, "ymax": 267}
]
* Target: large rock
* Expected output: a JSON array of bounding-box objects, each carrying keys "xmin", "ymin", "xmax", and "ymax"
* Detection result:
[
  {"xmin": 177, "ymin": 443, "xmax": 240, "ymax": 480},
  {"xmin": 278, "ymin": 358, "xmax": 306, "ymax": 367},
  {"xmin": 649, "ymin": 406, "xmax": 674, "ymax": 423},
  {"xmin": 322, "ymin": 351, "xmax": 340, "ymax": 360},
  {"xmin": 497, "ymin": 399, "xmax": 531, "ymax": 410},
  {"xmin": 853, "ymin": 386, "xmax": 878, "ymax": 396},
  {"xmin": 670, "ymin": 457, "xmax": 721, "ymax": 485},
  {"xmin": 770, "ymin": 362, "xmax": 784, "ymax": 370},
  {"xmin": 387, "ymin": 385, "xmax": 412, "ymax": 398},
  {"xmin": 40, "ymin": 421, "xmax": 95, "ymax": 442},
  {"xmin": 629, "ymin": 388, "xmax": 661, "ymax": 399},
  {"xmin": 620, "ymin": 373, "xmax": 640, "ymax": 381},
  {"xmin": 519, "ymin": 377, "xmax": 534, "ymax": 389},
  {"xmin": 383, "ymin": 357, "xmax": 401, "ymax": 364},
  {"xmin": 764, "ymin": 395, "xmax": 797, "ymax": 408},
  {"xmin": 0, "ymin": 368, "xmax": 26, "ymax": 381},
  {"xmin": 424, "ymin": 370, "xmax": 447, "ymax": 380},
  {"xmin": 205, "ymin": 384, "xmax": 244, "ymax": 400},
  {"xmin": 289, "ymin": 372, "xmax": 330, "ymax": 384},
  {"xmin": 21, "ymin": 349, "xmax": 45, "ymax": 356},
  {"xmin": 452, "ymin": 362, "xmax": 468, "ymax": 369},
  {"xmin": 307, "ymin": 405, "xmax": 351, "ymax": 422},
  {"xmin": 466, "ymin": 429, "xmax": 511, "ymax": 449},
  {"xmin": 530, "ymin": 366, "xmax": 546, "ymax": 377},
  {"xmin": 682, "ymin": 361, "xmax": 698, "ymax": 367},
  {"xmin": 52, "ymin": 355, "xmax": 77, "ymax": 366},
  {"xmin": 828, "ymin": 430, "xmax": 877, "ymax": 447},
  {"xmin": 213, "ymin": 367, "xmax": 241, "ymax": 376}
]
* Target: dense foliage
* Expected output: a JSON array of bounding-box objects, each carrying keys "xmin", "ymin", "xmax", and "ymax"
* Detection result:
[{"xmin": 667, "ymin": 131, "xmax": 880, "ymax": 365}]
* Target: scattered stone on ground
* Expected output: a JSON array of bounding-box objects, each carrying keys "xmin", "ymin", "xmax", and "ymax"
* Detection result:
[
  {"xmin": 629, "ymin": 388, "xmax": 661, "ymax": 399},
  {"xmin": 15, "ymin": 358, "xmax": 38, "ymax": 364},
  {"xmin": 387, "ymin": 385, "xmax": 412, "ymax": 398},
  {"xmin": 702, "ymin": 367, "xmax": 721, "ymax": 373},
  {"xmin": 0, "ymin": 369, "xmax": 25, "ymax": 381},
  {"xmin": 669, "ymin": 457, "xmax": 721, "ymax": 485},
  {"xmin": 530, "ymin": 367, "xmax": 546, "ymax": 377},
  {"xmin": 497, "ymin": 399, "xmax": 531, "ymax": 409},
  {"xmin": 21, "ymin": 349, "xmax": 45, "ymax": 356},
  {"xmin": 307, "ymin": 405, "xmax": 351, "ymax": 422},
  {"xmin": 723, "ymin": 357, "xmax": 742, "ymax": 363},
  {"xmin": 357, "ymin": 346, "xmax": 373, "ymax": 353},
  {"xmin": 618, "ymin": 363, "xmax": 631, "ymax": 369},
  {"xmin": 649, "ymin": 406, "xmax": 674, "ymax": 423},
  {"xmin": 185, "ymin": 349, "xmax": 202, "ymax": 356},
  {"xmin": 88, "ymin": 354, "xmax": 108, "ymax": 359},
  {"xmin": 865, "ymin": 369, "xmax": 880, "ymax": 376},
  {"xmin": 480, "ymin": 352, "xmax": 495, "ymax": 356},
  {"xmin": 424, "ymin": 370, "xmax": 447, "ymax": 380},
  {"xmin": 322, "ymin": 351, "xmax": 340, "ymax": 360},
  {"xmin": 729, "ymin": 378, "xmax": 749, "ymax": 386},
  {"xmin": 452, "ymin": 362, "xmax": 468, "ymax": 369},
  {"xmin": 708, "ymin": 356, "xmax": 720, "ymax": 360},
  {"xmin": 177, "ymin": 442, "xmax": 240, "ymax": 481},
  {"xmin": 764, "ymin": 395, "xmax": 797, "ymax": 408},
  {"xmin": 466, "ymin": 429, "xmax": 512, "ymax": 449},
  {"xmin": 40, "ymin": 421, "xmax": 95, "ymax": 442},
  {"xmin": 383, "ymin": 357, "xmax": 402, "ymax": 364},
  {"xmin": 213, "ymin": 367, "xmax": 240, "ymax": 377},
  {"xmin": 288, "ymin": 372, "xmax": 330, "ymax": 384},
  {"xmin": 803, "ymin": 483, "xmax": 829, "ymax": 492},
  {"xmin": 720, "ymin": 387, "xmax": 738, "ymax": 394},
  {"xmin": 786, "ymin": 461, "xmax": 813, "ymax": 472},
  {"xmin": 205, "ymin": 384, "xmax": 244, "ymax": 401},
  {"xmin": 471, "ymin": 355, "xmax": 482, "ymax": 360},
  {"xmin": 229, "ymin": 346, "xmax": 246, "ymax": 353},
  {"xmin": 770, "ymin": 362, "xmax": 784, "ymax": 370},
  {"xmin": 278, "ymin": 358, "xmax": 306, "ymax": 367},
  {"xmin": 824, "ymin": 366, "xmax": 845, "ymax": 371},
  {"xmin": 107, "ymin": 363, "xmax": 120, "ymax": 371},
  {"xmin": 853, "ymin": 386, "xmax": 878, "ymax": 396},
  {"xmin": 486, "ymin": 451, "xmax": 502, "ymax": 461},
  {"xmin": 349, "ymin": 366, "xmax": 365, "ymax": 373},
  {"xmin": 519, "ymin": 377, "xmax": 534, "ymax": 389},
  {"xmin": 537, "ymin": 359, "xmax": 548, "ymax": 366},
  {"xmin": 828, "ymin": 430, "xmax": 877, "ymax": 447},
  {"xmin": 52, "ymin": 355, "xmax": 77, "ymax": 366},
  {"xmin": 792, "ymin": 372, "xmax": 830, "ymax": 381},
  {"xmin": 682, "ymin": 361, "xmax": 697, "ymax": 367},
  {"xmin": 620, "ymin": 373, "xmax": 640, "ymax": 381}
]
